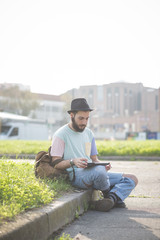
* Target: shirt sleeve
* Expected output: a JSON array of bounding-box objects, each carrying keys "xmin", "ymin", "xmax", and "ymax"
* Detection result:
[
  {"xmin": 90, "ymin": 137, "xmax": 98, "ymax": 156},
  {"xmin": 50, "ymin": 135, "xmax": 65, "ymax": 157}
]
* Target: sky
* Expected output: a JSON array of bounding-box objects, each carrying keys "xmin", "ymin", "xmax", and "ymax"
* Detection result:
[{"xmin": 0, "ymin": 0, "xmax": 160, "ymax": 95}]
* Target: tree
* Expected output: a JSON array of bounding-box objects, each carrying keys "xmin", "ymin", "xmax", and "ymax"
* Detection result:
[{"xmin": 0, "ymin": 85, "xmax": 39, "ymax": 116}]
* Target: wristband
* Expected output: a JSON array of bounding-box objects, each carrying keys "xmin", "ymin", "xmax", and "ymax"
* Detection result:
[{"xmin": 70, "ymin": 159, "xmax": 74, "ymax": 167}]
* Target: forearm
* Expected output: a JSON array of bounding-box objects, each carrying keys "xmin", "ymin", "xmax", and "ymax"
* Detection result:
[
  {"xmin": 51, "ymin": 156, "xmax": 88, "ymax": 169},
  {"xmin": 91, "ymin": 155, "xmax": 100, "ymax": 162},
  {"xmin": 51, "ymin": 157, "xmax": 71, "ymax": 170}
]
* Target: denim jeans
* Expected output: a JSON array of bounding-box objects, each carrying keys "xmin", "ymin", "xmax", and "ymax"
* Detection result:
[{"xmin": 71, "ymin": 166, "xmax": 135, "ymax": 201}]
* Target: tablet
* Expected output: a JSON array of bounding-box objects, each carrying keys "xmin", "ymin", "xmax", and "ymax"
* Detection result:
[{"xmin": 87, "ymin": 162, "xmax": 110, "ymax": 168}]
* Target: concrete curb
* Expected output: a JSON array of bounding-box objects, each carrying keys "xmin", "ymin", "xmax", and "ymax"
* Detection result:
[
  {"xmin": 99, "ymin": 156, "xmax": 160, "ymax": 161},
  {"xmin": 0, "ymin": 154, "xmax": 36, "ymax": 159},
  {"xmin": 1, "ymin": 154, "xmax": 160, "ymax": 161},
  {"xmin": 0, "ymin": 190, "xmax": 92, "ymax": 240}
]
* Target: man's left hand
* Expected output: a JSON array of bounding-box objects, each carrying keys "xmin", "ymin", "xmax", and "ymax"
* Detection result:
[{"xmin": 105, "ymin": 163, "xmax": 112, "ymax": 171}]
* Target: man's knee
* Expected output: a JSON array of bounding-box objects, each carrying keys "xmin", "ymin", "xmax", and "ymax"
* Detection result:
[
  {"xmin": 95, "ymin": 166, "xmax": 108, "ymax": 179},
  {"xmin": 122, "ymin": 173, "xmax": 138, "ymax": 186}
]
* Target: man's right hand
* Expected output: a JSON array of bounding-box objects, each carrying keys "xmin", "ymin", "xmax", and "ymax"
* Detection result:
[{"xmin": 73, "ymin": 158, "xmax": 88, "ymax": 168}]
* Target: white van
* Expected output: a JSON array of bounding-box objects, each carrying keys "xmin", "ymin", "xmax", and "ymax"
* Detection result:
[{"xmin": 0, "ymin": 112, "xmax": 49, "ymax": 140}]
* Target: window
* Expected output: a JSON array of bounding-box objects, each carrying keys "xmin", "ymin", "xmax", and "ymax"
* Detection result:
[
  {"xmin": 46, "ymin": 106, "xmax": 50, "ymax": 112},
  {"xmin": 155, "ymin": 95, "xmax": 158, "ymax": 110},
  {"xmin": 9, "ymin": 127, "xmax": 19, "ymax": 137},
  {"xmin": 114, "ymin": 87, "xmax": 120, "ymax": 114},
  {"xmin": 115, "ymin": 87, "xmax": 119, "ymax": 96},
  {"xmin": 107, "ymin": 88, "xmax": 111, "ymax": 96},
  {"xmin": 106, "ymin": 88, "xmax": 112, "ymax": 110},
  {"xmin": 137, "ymin": 92, "xmax": 142, "ymax": 111},
  {"xmin": 129, "ymin": 90, "xmax": 132, "ymax": 96},
  {"xmin": 1, "ymin": 126, "xmax": 11, "ymax": 134},
  {"xmin": 97, "ymin": 86, "xmax": 103, "ymax": 101}
]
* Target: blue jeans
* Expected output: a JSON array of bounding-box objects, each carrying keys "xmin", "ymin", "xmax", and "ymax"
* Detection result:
[{"xmin": 70, "ymin": 166, "xmax": 135, "ymax": 201}]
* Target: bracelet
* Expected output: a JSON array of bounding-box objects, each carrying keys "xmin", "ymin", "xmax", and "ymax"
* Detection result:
[{"xmin": 70, "ymin": 159, "xmax": 74, "ymax": 167}]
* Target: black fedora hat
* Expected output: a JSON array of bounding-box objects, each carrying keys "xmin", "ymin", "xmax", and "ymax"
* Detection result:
[{"xmin": 68, "ymin": 98, "xmax": 94, "ymax": 114}]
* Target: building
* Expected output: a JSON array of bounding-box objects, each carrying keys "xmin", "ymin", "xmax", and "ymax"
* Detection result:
[
  {"xmin": 30, "ymin": 93, "xmax": 66, "ymax": 137},
  {"xmin": 32, "ymin": 93, "xmax": 64, "ymax": 122},
  {"xmin": 66, "ymin": 82, "xmax": 159, "ymax": 139}
]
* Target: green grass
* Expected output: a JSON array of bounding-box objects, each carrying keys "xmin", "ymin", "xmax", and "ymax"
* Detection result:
[
  {"xmin": 96, "ymin": 140, "xmax": 160, "ymax": 156},
  {"xmin": 54, "ymin": 233, "xmax": 73, "ymax": 240},
  {"xmin": 0, "ymin": 140, "xmax": 50, "ymax": 155},
  {"xmin": 0, "ymin": 140, "xmax": 160, "ymax": 156},
  {"xmin": 0, "ymin": 160, "xmax": 72, "ymax": 224}
]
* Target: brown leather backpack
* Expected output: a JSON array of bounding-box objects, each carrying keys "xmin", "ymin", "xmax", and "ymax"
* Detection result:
[{"xmin": 35, "ymin": 147, "xmax": 68, "ymax": 179}]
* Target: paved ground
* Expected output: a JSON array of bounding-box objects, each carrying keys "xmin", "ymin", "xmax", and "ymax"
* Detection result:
[{"xmin": 50, "ymin": 161, "xmax": 160, "ymax": 240}]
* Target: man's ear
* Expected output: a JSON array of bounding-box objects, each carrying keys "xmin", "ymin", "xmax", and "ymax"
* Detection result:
[{"xmin": 70, "ymin": 112, "xmax": 74, "ymax": 119}]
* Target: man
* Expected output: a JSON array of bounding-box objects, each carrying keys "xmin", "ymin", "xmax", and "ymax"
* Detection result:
[{"xmin": 50, "ymin": 98, "xmax": 138, "ymax": 212}]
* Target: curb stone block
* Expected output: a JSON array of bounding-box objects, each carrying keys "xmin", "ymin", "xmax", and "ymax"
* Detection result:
[{"xmin": 0, "ymin": 190, "xmax": 92, "ymax": 240}]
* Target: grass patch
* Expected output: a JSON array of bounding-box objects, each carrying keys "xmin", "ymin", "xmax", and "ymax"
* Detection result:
[
  {"xmin": 0, "ymin": 140, "xmax": 51, "ymax": 155},
  {"xmin": 54, "ymin": 233, "xmax": 73, "ymax": 240},
  {"xmin": 0, "ymin": 160, "xmax": 72, "ymax": 224},
  {"xmin": 0, "ymin": 140, "xmax": 160, "ymax": 157},
  {"xmin": 96, "ymin": 140, "xmax": 160, "ymax": 156},
  {"xmin": 129, "ymin": 195, "xmax": 152, "ymax": 198}
]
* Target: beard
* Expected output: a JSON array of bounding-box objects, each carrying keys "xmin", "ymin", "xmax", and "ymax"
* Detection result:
[{"xmin": 71, "ymin": 117, "xmax": 86, "ymax": 132}]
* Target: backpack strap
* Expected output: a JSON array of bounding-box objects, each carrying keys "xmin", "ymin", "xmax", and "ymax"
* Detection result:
[
  {"xmin": 50, "ymin": 158, "xmax": 64, "ymax": 167},
  {"xmin": 49, "ymin": 146, "xmax": 75, "ymax": 181},
  {"xmin": 35, "ymin": 146, "xmax": 75, "ymax": 181},
  {"xmin": 48, "ymin": 146, "xmax": 64, "ymax": 167}
]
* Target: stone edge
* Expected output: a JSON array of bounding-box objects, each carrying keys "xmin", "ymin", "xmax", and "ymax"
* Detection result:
[
  {"xmin": 0, "ymin": 190, "xmax": 92, "ymax": 240},
  {"xmin": 1, "ymin": 154, "xmax": 160, "ymax": 161}
]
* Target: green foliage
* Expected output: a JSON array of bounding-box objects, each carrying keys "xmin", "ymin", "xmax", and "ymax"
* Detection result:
[
  {"xmin": 54, "ymin": 233, "xmax": 73, "ymax": 240},
  {"xmin": 75, "ymin": 205, "xmax": 80, "ymax": 219},
  {"xmin": 0, "ymin": 85, "xmax": 38, "ymax": 116},
  {"xmin": 0, "ymin": 140, "xmax": 160, "ymax": 157},
  {"xmin": 96, "ymin": 140, "xmax": 160, "ymax": 156},
  {"xmin": 41, "ymin": 177, "xmax": 73, "ymax": 197},
  {"xmin": 0, "ymin": 140, "xmax": 51, "ymax": 155},
  {"xmin": 0, "ymin": 160, "xmax": 72, "ymax": 223}
]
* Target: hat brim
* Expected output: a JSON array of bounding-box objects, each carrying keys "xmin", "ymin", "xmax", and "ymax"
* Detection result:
[{"xmin": 67, "ymin": 108, "xmax": 94, "ymax": 114}]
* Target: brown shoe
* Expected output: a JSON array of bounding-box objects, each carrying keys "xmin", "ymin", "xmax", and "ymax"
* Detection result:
[
  {"xmin": 115, "ymin": 201, "xmax": 126, "ymax": 208},
  {"xmin": 90, "ymin": 198, "xmax": 114, "ymax": 212}
]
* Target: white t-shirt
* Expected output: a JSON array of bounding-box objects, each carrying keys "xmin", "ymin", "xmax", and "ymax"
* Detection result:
[{"xmin": 50, "ymin": 124, "xmax": 98, "ymax": 174}]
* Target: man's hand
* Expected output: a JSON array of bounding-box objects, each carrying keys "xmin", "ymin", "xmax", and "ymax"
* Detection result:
[
  {"xmin": 105, "ymin": 163, "xmax": 112, "ymax": 171},
  {"xmin": 73, "ymin": 158, "xmax": 88, "ymax": 168}
]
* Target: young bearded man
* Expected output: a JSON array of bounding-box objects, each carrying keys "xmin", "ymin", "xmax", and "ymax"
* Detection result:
[{"xmin": 50, "ymin": 98, "xmax": 138, "ymax": 212}]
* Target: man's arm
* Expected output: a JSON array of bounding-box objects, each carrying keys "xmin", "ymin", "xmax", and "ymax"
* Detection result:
[
  {"xmin": 51, "ymin": 156, "xmax": 71, "ymax": 169},
  {"xmin": 90, "ymin": 155, "xmax": 100, "ymax": 163},
  {"xmin": 51, "ymin": 156, "xmax": 88, "ymax": 169}
]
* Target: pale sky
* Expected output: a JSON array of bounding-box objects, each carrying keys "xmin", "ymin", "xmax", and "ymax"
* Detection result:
[{"xmin": 0, "ymin": 0, "xmax": 160, "ymax": 95}]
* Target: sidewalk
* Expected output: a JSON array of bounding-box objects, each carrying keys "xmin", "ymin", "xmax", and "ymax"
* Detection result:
[
  {"xmin": 0, "ymin": 161, "xmax": 160, "ymax": 240},
  {"xmin": 53, "ymin": 161, "xmax": 160, "ymax": 240}
]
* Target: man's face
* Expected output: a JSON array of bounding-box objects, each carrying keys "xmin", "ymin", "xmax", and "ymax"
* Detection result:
[{"xmin": 71, "ymin": 111, "xmax": 90, "ymax": 132}]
